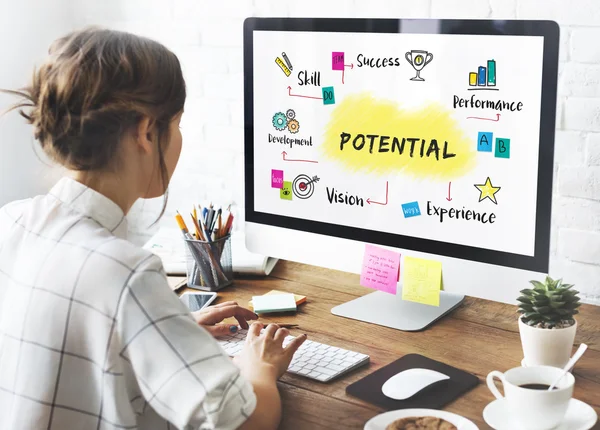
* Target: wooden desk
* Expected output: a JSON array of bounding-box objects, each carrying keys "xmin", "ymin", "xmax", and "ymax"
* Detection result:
[{"xmin": 169, "ymin": 261, "xmax": 600, "ymax": 430}]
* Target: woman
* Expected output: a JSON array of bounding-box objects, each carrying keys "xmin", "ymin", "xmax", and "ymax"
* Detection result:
[{"xmin": 0, "ymin": 27, "xmax": 305, "ymax": 430}]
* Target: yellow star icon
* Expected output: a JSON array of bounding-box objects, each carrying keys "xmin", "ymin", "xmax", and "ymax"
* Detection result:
[{"xmin": 474, "ymin": 177, "xmax": 501, "ymax": 204}]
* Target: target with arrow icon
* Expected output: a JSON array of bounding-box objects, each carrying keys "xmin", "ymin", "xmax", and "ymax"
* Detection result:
[{"xmin": 292, "ymin": 174, "xmax": 320, "ymax": 199}]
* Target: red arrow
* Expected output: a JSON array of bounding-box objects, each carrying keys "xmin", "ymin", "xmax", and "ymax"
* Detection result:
[
  {"xmin": 282, "ymin": 151, "xmax": 318, "ymax": 163},
  {"xmin": 367, "ymin": 181, "xmax": 388, "ymax": 205},
  {"xmin": 446, "ymin": 182, "xmax": 453, "ymax": 201},
  {"xmin": 466, "ymin": 113, "xmax": 501, "ymax": 121},
  {"xmin": 341, "ymin": 64, "xmax": 354, "ymax": 84},
  {"xmin": 287, "ymin": 86, "xmax": 323, "ymax": 100}
]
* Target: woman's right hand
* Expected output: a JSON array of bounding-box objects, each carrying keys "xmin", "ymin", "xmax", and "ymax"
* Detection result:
[{"xmin": 233, "ymin": 322, "xmax": 307, "ymax": 381}]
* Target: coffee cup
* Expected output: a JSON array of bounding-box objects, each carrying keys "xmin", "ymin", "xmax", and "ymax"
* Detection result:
[{"xmin": 486, "ymin": 366, "xmax": 574, "ymax": 430}]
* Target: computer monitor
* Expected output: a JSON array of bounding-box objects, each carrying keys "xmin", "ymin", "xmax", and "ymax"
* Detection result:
[{"xmin": 243, "ymin": 18, "xmax": 559, "ymax": 331}]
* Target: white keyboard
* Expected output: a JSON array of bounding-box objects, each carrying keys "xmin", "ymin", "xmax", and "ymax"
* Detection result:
[{"xmin": 217, "ymin": 329, "xmax": 370, "ymax": 382}]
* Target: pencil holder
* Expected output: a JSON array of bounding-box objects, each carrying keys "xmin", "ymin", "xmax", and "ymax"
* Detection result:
[{"xmin": 184, "ymin": 235, "xmax": 233, "ymax": 291}]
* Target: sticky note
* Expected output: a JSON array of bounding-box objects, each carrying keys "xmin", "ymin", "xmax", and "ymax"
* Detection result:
[
  {"xmin": 271, "ymin": 169, "xmax": 284, "ymax": 188},
  {"xmin": 495, "ymin": 138, "xmax": 510, "ymax": 158},
  {"xmin": 401, "ymin": 201, "xmax": 421, "ymax": 218},
  {"xmin": 322, "ymin": 86, "xmax": 335, "ymax": 105},
  {"xmin": 360, "ymin": 244, "xmax": 400, "ymax": 294},
  {"xmin": 332, "ymin": 52, "xmax": 345, "ymax": 70},
  {"xmin": 402, "ymin": 256, "xmax": 442, "ymax": 306},
  {"xmin": 280, "ymin": 181, "xmax": 292, "ymax": 200},
  {"xmin": 477, "ymin": 132, "xmax": 493, "ymax": 152},
  {"xmin": 249, "ymin": 290, "xmax": 306, "ymax": 310},
  {"xmin": 252, "ymin": 293, "xmax": 297, "ymax": 314}
]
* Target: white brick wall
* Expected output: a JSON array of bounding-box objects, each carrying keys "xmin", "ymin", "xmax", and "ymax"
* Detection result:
[{"xmin": 71, "ymin": 0, "xmax": 600, "ymax": 304}]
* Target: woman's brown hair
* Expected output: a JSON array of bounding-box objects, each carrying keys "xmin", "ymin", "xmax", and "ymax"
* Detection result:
[{"xmin": 3, "ymin": 27, "xmax": 186, "ymax": 216}]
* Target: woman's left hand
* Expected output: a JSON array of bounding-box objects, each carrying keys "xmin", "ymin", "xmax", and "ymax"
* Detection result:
[{"xmin": 192, "ymin": 301, "xmax": 259, "ymax": 337}]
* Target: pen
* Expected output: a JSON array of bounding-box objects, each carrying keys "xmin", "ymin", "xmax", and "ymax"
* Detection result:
[
  {"xmin": 206, "ymin": 208, "xmax": 215, "ymax": 233},
  {"xmin": 198, "ymin": 212, "xmax": 212, "ymax": 242}
]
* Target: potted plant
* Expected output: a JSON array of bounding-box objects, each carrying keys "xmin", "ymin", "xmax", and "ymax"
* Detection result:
[{"xmin": 517, "ymin": 276, "xmax": 581, "ymax": 368}]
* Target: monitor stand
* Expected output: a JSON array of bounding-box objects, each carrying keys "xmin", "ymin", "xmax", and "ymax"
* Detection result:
[{"xmin": 331, "ymin": 288, "xmax": 465, "ymax": 332}]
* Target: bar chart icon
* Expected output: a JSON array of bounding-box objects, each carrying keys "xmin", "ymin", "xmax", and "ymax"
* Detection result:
[{"xmin": 468, "ymin": 60, "xmax": 498, "ymax": 90}]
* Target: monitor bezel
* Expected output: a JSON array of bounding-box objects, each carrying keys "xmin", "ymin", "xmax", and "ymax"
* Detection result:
[{"xmin": 243, "ymin": 18, "xmax": 559, "ymax": 273}]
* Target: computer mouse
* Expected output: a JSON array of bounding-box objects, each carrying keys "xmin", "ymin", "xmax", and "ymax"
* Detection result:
[{"xmin": 382, "ymin": 368, "xmax": 450, "ymax": 400}]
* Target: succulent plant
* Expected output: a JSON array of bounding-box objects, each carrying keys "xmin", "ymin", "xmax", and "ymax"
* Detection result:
[{"xmin": 517, "ymin": 276, "xmax": 581, "ymax": 329}]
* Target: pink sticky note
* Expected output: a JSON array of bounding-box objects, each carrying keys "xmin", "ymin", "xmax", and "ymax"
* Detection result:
[
  {"xmin": 332, "ymin": 52, "xmax": 345, "ymax": 71},
  {"xmin": 271, "ymin": 169, "xmax": 283, "ymax": 188},
  {"xmin": 360, "ymin": 244, "xmax": 400, "ymax": 294}
]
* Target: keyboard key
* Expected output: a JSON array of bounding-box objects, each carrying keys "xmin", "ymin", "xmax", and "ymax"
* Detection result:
[
  {"xmin": 314, "ymin": 366, "xmax": 336, "ymax": 376},
  {"xmin": 299, "ymin": 369, "xmax": 311, "ymax": 376},
  {"xmin": 316, "ymin": 373, "xmax": 330, "ymax": 382},
  {"xmin": 332, "ymin": 359, "xmax": 343, "ymax": 365},
  {"xmin": 308, "ymin": 371, "xmax": 322, "ymax": 379},
  {"xmin": 326, "ymin": 364, "xmax": 345, "ymax": 372}
]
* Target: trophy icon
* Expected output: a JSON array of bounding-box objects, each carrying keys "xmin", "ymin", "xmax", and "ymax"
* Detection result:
[{"xmin": 405, "ymin": 50, "xmax": 434, "ymax": 81}]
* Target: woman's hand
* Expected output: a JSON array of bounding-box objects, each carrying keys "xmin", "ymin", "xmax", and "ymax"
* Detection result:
[
  {"xmin": 192, "ymin": 301, "xmax": 258, "ymax": 337},
  {"xmin": 233, "ymin": 322, "xmax": 307, "ymax": 381}
]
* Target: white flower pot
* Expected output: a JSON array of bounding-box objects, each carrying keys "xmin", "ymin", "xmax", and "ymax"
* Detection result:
[{"xmin": 518, "ymin": 317, "xmax": 577, "ymax": 368}]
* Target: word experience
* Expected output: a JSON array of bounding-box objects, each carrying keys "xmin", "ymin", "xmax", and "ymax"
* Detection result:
[
  {"xmin": 427, "ymin": 201, "xmax": 496, "ymax": 224},
  {"xmin": 339, "ymin": 133, "xmax": 456, "ymax": 160}
]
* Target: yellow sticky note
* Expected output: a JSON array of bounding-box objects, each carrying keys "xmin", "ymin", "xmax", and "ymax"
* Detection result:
[{"xmin": 402, "ymin": 256, "xmax": 442, "ymax": 307}]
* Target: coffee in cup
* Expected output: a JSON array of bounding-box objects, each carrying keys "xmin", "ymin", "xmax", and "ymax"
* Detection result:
[{"xmin": 486, "ymin": 365, "xmax": 574, "ymax": 430}]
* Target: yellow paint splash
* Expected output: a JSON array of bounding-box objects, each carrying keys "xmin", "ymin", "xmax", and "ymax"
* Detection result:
[{"xmin": 321, "ymin": 93, "xmax": 476, "ymax": 180}]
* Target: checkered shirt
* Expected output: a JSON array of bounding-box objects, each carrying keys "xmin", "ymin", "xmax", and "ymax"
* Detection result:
[{"xmin": 0, "ymin": 177, "xmax": 256, "ymax": 430}]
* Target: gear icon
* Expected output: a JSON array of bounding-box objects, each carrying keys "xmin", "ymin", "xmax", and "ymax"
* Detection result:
[
  {"xmin": 272, "ymin": 112, "xmax": 287, "ymax": 131},
  {"xmin": 287, "ymin": 119, "xmax": 300, "ymax": 134},
  {"xmin": 286, "ymin": 109, "xmax": 296, "ymax": 120}
]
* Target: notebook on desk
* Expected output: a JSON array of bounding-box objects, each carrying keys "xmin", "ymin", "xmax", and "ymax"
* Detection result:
[{"xmin": 143, "ymin": 227, "xmax": 279, "ymax": 276}]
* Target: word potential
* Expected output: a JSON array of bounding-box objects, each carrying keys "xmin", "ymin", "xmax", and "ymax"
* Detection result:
[{"xmin": 339, "ymin": 132, "xmax": 456, "ymax": 160}]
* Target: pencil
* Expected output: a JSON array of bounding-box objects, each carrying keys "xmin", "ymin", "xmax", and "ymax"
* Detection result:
[
  {"xmin": 175, "ymin": 211, "xmax": 192, "ymax": 239},
  {"xmin": 190, "ymin": 212, "xmax": 204, "ymax": 241},
  {"xmin": 225, "ymin": 213, "xmax": 234, "ymax": 235},
  {"xmin": 221, "ymin": 211, "xmax": 230, "ymax": 237},
  {"xmin": 216, "ymin": 210, "xmax": 222, "ymax": 237}
]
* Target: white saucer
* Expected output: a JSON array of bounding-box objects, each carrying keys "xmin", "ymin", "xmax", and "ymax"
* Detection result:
[
  {"xmin": 364, "ymin": 408, "xmax": 478, "ymax": 430},
  {"xmin": 483, "ymin": 398, "xmax": 597, "ymax": 430}
]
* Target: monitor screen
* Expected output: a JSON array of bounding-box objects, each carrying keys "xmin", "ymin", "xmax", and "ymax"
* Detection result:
[{"xmin": 244, "ymin": 19, "xmax": 558, "ymax": 272}]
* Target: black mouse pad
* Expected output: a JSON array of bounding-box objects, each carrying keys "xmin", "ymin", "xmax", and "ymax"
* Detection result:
[{"xmin": 346, "ymin": 354, "xmax": 479, "ymax": 410}]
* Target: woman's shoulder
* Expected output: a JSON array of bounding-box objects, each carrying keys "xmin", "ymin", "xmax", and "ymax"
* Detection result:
[{"xmin": 96, "ymin": 235, "xmax": 165, "ymax": 275}]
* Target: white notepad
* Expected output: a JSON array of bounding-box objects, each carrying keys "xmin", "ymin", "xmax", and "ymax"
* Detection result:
[{"xmin": 251, "ymin": 293, "xmax": 297, "ymax": 314}]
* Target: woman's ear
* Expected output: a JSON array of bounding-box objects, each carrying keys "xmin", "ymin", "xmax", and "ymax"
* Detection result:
[{"xmin": 134, "ymin": 116, "xmax": 155, "ymax": 155}]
